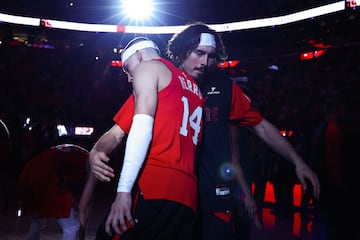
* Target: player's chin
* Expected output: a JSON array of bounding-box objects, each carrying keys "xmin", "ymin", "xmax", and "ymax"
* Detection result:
[{"xmin": 192, "ymin": 70, "xmax": 205, "ymax": 80}]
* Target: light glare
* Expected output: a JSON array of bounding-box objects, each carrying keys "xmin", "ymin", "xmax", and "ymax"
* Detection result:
[{"xmin": 122, "ymin": 0, "xmax": 153, "ymax": 20}]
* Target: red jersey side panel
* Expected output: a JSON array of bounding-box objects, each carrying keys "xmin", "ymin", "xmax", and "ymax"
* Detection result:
[
  {"xmin": 113, "ymin": 96, "xmax": 134, "ymax": 132},
  {"xmin": 230, "ymin": 82, "xmax": 263, "ymax": 126}
]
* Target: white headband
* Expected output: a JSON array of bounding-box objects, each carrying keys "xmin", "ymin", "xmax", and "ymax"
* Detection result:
[
  {"xmin": 121, "ymin": 40, "xmax": 160, "ymax": 64},
  {"xmin": 199, "ymin": 33, "xmax": 216, "ymax": 48}
]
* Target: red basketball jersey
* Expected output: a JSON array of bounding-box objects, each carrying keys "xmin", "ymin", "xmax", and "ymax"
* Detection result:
[{"xmin": 113, "ymin": 58, "xmax": 204, "ymax": 212}]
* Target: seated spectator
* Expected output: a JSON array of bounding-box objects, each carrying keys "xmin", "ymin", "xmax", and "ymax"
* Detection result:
[{"xmin": 19, "ymin": 143, "xmax": 89, "ymax": 240}]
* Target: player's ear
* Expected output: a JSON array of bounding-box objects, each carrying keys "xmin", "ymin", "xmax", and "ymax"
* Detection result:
[{"xmin": 136, "ymin": 50, "xmax": 142, "ymax": 62}]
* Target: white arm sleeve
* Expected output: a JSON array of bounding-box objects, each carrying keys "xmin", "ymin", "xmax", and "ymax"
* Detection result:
[{"xmin": 117, "ymin": 114, "xmax": 154, "ymax": 193}]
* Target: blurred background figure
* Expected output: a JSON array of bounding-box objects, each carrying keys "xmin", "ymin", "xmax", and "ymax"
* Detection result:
[
  {"xmin": 18, "ymin": 143, "xmax": 89, "ymax": 240},
  {"xmin": 309, "ymin": 97, "xmax": 347, "ymax": 240}
]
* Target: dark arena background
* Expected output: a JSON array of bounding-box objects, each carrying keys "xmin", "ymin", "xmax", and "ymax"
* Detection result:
[{"xmin": 0, "ymin": 0, "xmax": 359, "ymax": 239}]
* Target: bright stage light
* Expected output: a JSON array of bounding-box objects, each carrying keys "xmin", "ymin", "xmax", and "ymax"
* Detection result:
[{"xmin": 122, "ymin": 0, "xmax": 154, "ymax": 21}]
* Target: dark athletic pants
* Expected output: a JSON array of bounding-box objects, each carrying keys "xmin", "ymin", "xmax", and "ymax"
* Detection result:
[{"xmin": 96, "ymin": 192, "xmax": 195, "ymax": 240}]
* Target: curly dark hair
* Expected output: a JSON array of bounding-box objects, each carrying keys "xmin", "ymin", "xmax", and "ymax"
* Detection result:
[{"xmin": 166, "ymin": 21, "xmax": 228, "ymax": 67}]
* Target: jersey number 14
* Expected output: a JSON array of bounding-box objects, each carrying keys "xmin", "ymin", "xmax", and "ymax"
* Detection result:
[{"xmin": 179, "ymin": 96, "xmax": 202, "ymax": 145}]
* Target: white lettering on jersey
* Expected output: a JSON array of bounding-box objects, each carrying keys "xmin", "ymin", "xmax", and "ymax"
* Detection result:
[{"xmin": 178, "ymin": 73, "xmax": 202, "ymax": 99}]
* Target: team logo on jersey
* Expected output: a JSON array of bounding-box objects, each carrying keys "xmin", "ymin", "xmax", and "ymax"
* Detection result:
[
  {"xmin": 207, "ymin": 86, "xmax": 220, "ymax": 95},
  {"xmin": 215, "ymin": 186, "xmax": 230, "ymax": 196}
]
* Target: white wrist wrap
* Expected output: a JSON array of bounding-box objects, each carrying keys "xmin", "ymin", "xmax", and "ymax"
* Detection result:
[{"xmin": 117, "ymin": 114, "xmax": 154, "ymax": 193}]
